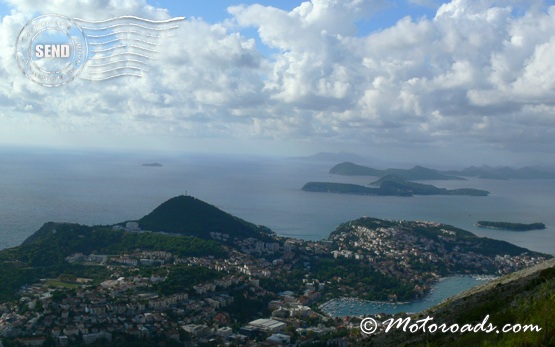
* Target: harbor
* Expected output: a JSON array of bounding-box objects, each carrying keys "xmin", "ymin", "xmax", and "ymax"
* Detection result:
[{"xmin": 320, "ymin": 275, "xmax": 496, "ymax": 317}]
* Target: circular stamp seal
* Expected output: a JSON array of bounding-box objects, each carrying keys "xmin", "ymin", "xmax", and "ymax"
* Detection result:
[{"xmin": 15, "ymin": 14, "xmax": 88, "ymax": 87}]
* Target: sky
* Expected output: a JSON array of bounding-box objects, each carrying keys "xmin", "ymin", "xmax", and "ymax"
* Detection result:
[{"xmin": 1, "ymin": 0, "xmax": 555, "ymax": 166}]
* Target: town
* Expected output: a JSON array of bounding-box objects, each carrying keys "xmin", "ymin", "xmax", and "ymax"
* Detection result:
[{"xmin": 0, "ymin": 215, "xmax": 547, "ymax": 346}]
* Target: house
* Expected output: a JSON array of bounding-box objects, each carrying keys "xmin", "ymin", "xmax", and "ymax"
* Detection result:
[
  {"xmin": 216, "ymin": 327, "xmax": 233, "ymax": 338},
  {"xmin": 125, "ymin": 221, "xmax": 140, "ymax": 231},
  {"xmin": 247, "ymin": 318, "xmax": 286, "ymax": 334},
  {"xmin": 267, "ymin": 333, "xmax": 291, "ymax": 345},
  {"xmin": 16, "ymin": 337, "xmax": 46, "ymax": 346}
]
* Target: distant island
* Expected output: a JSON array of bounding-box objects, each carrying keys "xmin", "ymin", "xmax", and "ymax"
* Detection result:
[
  {"xmin": 142, "ymin": 163, "xmax": 163, "ymax": 167},
  {"xmin": 329, "ymin": 162, "xmax": 555, "ymax": 180},
  {"xmin": 446, "ymin": 165, "xmax": 555, "ymax": 180},
  {"xmin": 291, "ymin": 152, "xmax": 367, "ymax": 163},
  {"xmin": 477, "ymin": 221, "xmax": 546, "ymax": 231},
  {"xmin": 329, "ymin": 162, "xmax": 465, "ymax": 180},
  {"xmin": 302, "ymin": 175, "xmax": 489, "ymax": 197}
]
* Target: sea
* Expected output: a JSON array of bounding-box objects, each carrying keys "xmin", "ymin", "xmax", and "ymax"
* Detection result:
[
  {"xmin": 320, "ymin": 275, "xmax": 495, "ymax": 317},
  {"xmin": 1, "ymin": 148, "xmax": 554, "ymax": 314},
  {"xmin": 1, "ymin": 148, "xmax": 554, "ymax": 256}
]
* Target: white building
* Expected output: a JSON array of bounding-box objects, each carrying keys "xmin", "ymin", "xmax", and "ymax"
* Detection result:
[
  {"xmin": 125, "ymin": 221, "xmax": 140, "ymax": 231},
  {"xmin": 248, "ymin": 318, "xmax": 286, "ymax": 334}
]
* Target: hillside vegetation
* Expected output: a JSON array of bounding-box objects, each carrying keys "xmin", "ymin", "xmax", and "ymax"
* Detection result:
[
  {"xmin": 365, "ymin": 258, "xmax": 555, "ymax": 346},
  {"xmin": 138, "ymin": 195, "xmax": 273, "ymax": 241},
  {"xmin": 0, "ymin": 222, "xmax": 226, "ymax": 302}
]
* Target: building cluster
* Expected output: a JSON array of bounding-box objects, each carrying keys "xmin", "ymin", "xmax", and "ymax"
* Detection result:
[
  {"xmin": 329, "ymin": 222, "xmax": 547, "ymax": 295},
  {"xmin": 0, "ymin": 219, "xmax": 548, "ymax": 346},
  {"xmin": 0, "ymin": 238, "xmax": 337, "ymax": 346}
]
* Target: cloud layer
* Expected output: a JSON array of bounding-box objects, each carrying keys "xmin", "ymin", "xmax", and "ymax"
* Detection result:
[{"xmin": 1, "ymin": 0, "xmax": 555, "ymax": 159}]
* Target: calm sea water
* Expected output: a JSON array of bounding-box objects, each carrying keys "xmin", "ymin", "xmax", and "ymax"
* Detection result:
[
  {"xmin": 321, "ymin": 275, "xmax": 491, "ymax": 316},
  {"xmin": 1, "ymin": 149, "xmax": 554, "ymax": 256}
]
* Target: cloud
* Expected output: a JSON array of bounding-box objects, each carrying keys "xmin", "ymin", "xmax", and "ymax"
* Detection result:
[
  {"xmin": 1, "ymin": 0, "xmax": 555, "ymax": 159},
  {"xmin": 3, "ymin": 0, "xmax": 168, "ymax": 19}
]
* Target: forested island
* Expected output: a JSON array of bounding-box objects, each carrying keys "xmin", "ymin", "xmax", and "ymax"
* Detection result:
[
  {"xmin": 329, "ymin": 161, "xmax": 555, "ymax": 180},
  {"xmin": 302, "ymin": 175, "xmax": 489, "ymax": 197},
  {"xmin": 329, "ymin": 162, "xmax": 464, "ymax": 180},
  {"xmin": 477, "ymin": 221, "xmax": 546, "ymax": 231}
]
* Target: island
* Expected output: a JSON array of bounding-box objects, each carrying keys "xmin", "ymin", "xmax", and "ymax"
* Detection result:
[
  {"xmin": 142, "ymin": 162, "xmax": 163, "ymax": 167},
  {"xmin": 446, "ymin": 165, "xmax": 555, "ymax": 180},
  {"xmin": 477, "ymin": 221, "xmax": 546, "ymax": 231},
  {"xmin": 330, "ymin": 162, "xmax": 555, "ymax": 180},
  {"xmin": 301, "ymin": 182, "xmax": 384, "ymax": 195},
  {"xmin": 302, "ymin": 175, "xmax": 489, "ymax": 197},
  {"xmin": 329, "ymin": 162, "xmax": 465, "ymax": 180}
]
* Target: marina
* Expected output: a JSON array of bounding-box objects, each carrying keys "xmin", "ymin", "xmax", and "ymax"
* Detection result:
[{"xmin": 320, "ymin": 275, "xmax": 495, "ymax": 317}]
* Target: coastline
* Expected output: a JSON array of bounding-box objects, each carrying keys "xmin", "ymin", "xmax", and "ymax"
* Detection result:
[{"xmin": 319, "ymin": 274, "xmax": 496, "ymax": 317}]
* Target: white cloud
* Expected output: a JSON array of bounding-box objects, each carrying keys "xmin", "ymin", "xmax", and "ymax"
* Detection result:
[
  {"xmin": 1, "ymin": 0, "xmax": 555, "ymax": 160},
  {"xmin": 4, "ymin": 0, "xmax": 168, "ymax": 19}
]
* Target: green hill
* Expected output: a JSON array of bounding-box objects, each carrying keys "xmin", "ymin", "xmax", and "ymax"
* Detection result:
[
  {"xmin": 138, "ymin": 195, "xmax": 273, "ymax": 241},
  {"xmin": 0, "ymin": 195, "xmax": 274, "ymax": 302},
  {"xmin": 365, "ymin": 258, "xmax": 555, "ymax": 346},
  {"xmin": 0, "ymin": 222, "xmax": 226, "ymax": 302},
  {"xmin": 330, "ymin": 217, "xmax": 537, "ymax": 258}
]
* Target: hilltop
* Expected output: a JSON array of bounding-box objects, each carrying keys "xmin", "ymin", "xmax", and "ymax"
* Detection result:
[
  {"xmin": 138, "ymin": 195, "xmax": 273, "ymax": 241},
  {"xmin": 1, "ymin": 195, "xmax": 274, "ymax": 303}
]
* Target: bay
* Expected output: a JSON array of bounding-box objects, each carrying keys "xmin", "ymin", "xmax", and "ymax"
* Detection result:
[{"xmin": 320, "ymin": 275, "xmax": 493, "ymax": 317}]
